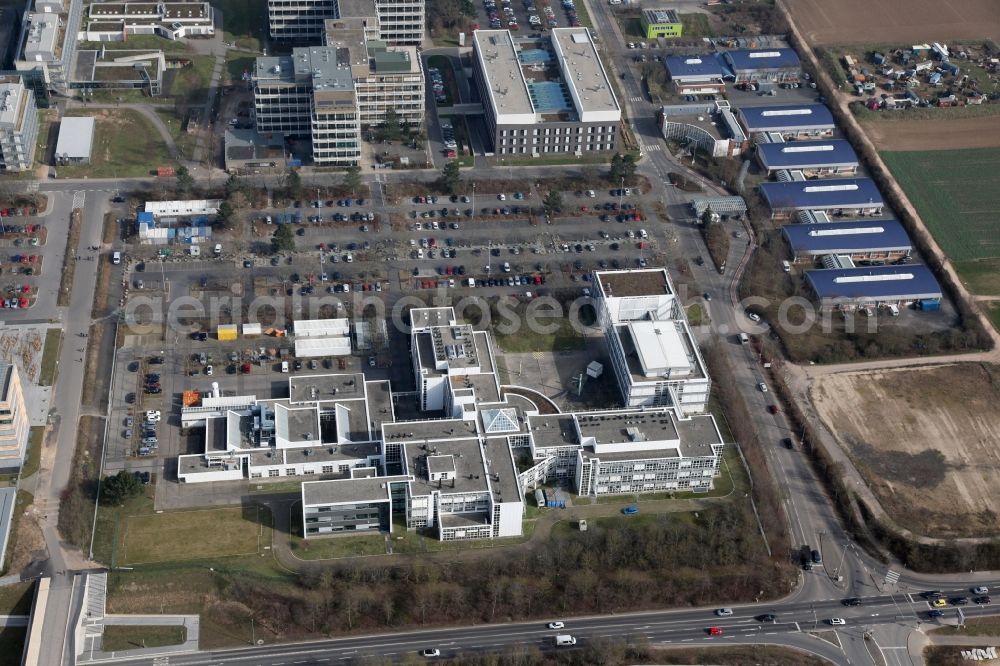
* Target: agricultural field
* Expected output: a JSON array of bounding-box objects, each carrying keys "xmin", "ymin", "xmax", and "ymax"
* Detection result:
[
  {"xmin": 880, "ymin": 148, "xmax": 1000, "ymax": 295},
  {"xmin": 862, "ymin": 116, "xmax": 1000, "ymax": 151},
  {"xmin": 786, "ymin": 0, "xmax": 1000, "ymax": 45},
  {"xmin": 810, "ymin": 363, "xmax": 1000, "ymax": 539}
]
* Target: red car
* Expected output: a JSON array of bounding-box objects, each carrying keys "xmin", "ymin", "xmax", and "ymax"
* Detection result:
[
  {"xmin": 767, "ymin": 404, "xmax": 779, "ymax": 415},
  {"xmin": 18, "ymin": 297, "xmax": 28, "ymax": 308},
  {"xmin": 708, "ymin": 627, "xmax": 723, "ymax": 636}
]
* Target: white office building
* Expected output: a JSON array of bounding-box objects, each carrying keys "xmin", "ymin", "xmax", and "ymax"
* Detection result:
[
  {"xmin": 268, "ymin": 0, "xmax": 423, "ymax": 44},
  {"xmin": 594, "ymin": 269, "xmax": 711, "ymax": 414},
  {"xmin": 0, "ymin": 76, "xmax": 39, "ymax": 172},
  {"xmin": 180, "ymin": 307, "xmax": 726, "ymax": 543}
]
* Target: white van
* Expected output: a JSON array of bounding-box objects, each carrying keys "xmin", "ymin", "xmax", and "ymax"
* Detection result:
[
  {"xmin": 887, "ymin": 304, "xmax": 900, "ymax": 316},
  {"xmin": 213, "ymin": 243, "xmax": 223, "ymax": 256},
  {"xmin": 112, "ymin": 251, "xmax": 122, "ymax": 265},
  {"xmin": 555, "ymin": 635, "xmax": 577, "ymax": 646},
  {"xmin": 782, "ymin": 260, "xmax": 791, "ymax": 273},
  {"xmin": 281, "ymin": 361, "xmax": 290, "ymax": 373},
  {"xmin": 739, "ymin": 333, "xmax": 749, "ymax": 344}
]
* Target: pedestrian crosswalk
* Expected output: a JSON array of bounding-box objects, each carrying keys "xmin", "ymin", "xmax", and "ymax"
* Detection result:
[
  {"xmin": 642, "ymin": 144, "xmax": 662, "ymax": 152},
  {"xmin": 629, "ymin": 96, "xmax": 643, "ymax": 102},
  {"xmin": 72, "ymin": 191, "xmax": 86, "ymax": 209},
  {"xmin": 884, "ymin": 569, "xmax": 900, "ymax": 586}
]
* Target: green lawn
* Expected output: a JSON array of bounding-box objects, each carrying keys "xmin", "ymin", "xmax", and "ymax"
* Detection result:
[
  {"xmin": 686, "ymin": 302, "xmax": 706, "ymax": 326},
  {"xmin": 79, "ymin": 35, "xmax": 188, "ymax": 53},
  {"xmin": 681, "ymin": 13, "xmax": 714, "ymax": 37},
  {"xmin": 38, "ymin": 328, "xmax": 62, "ymax": 386},
  {"xmin": 225, "ymin": 56, "xmax": 256, "ymax": 86},
  {"xmin": 0, "ymin": 627, "xmax": 26, "ymax": 666},
  {"xmin": 882, "ymin": 148, "xmax": 1000, "ymax": 295},
  {"xmin": 20, "ymin": 428, "xmax": 44, "ymax": 479},
  {"xmin": 0, "ymin": 582, "xmax": 34, "ymax": 616},
  {"xmin": 492, "ymin": 317, "xmax": 586, "ymax": 353},
  {"xmin": 102, "ymin": 625, "xmax": 186, "ymax": 652},
  {"xmin": 120, "ymin": 506, "xmax": 269, "ymax": 565},
  {"xmin": 153, "ymin": 111, "xmax": 198, "ymax": 161},
  {"xmin": 213, "ymin": 0, "xmax": 267, "ymax": 50},
  {"xmin": 290, "ymin": 531, "xmax": 387, "ymax": 559},
  {"xmin": 168, "ymin": 55, "xmax": 217, "ymax": 104},
  {"xmin": 59, "ymin": 110, "xmax": 175, "ymax": 178},
  {"xmin": 932, "ymin": 615, "xmax": 1000, "ymax": 636},
  {"xmin": 985, "ymin": 301, "xmax": 1000, "ymax": 333}
]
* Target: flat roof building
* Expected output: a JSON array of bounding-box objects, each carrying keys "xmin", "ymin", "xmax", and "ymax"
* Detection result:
[
  {"xmin": 759, "ymin": 178, "xmax": 884, "ymax": 219},
  {"xmin": 253, "ymin": 17, "xmax": 424, "ymax": 166},
  {"xmin": 0, "ymin": 362, "xmax": 30, "ymax": 471},
  {"xmin": 15, "ymin": 0, "xmax": 85, "ymax": 95},
  {"xmin": 756, "ymin": 139, "xmax": 858, "ymax": 175},
  {"xmin": 658, "ymin": 100, "xmax": 746, "ymax": 158},
  {"xmin": 663, "ymin": 54, "xmax": 726, "ymax": 94},
  {"xmin": 805, "ymin": 264, "xmax": 941, "ymax": 307},
  {"xmin": 82, "ymin": 2, "xmax": 215, "ymax": 41},
  {"xmin": 268, "ymin": 0, "xmax": 423, "ymax": 44},
  {"xmin": 0, "ymin": 76, "xmax": 39, "ymax": 172},
  {"xmin": 471, "ymin": 28, "xmax": 621, "ymax": 156},
  {"xmin": 722, "ymin": 48, "xmax": 800, "ymax": 82},
  {"xmin": 640, "ymin": 8, "xmax": 682, "ymax": 39},
  {"xmin": 181, "ymin": 302, "xmax": 729, "ymax": 543},
  {"xmin": 224, "ymin": 129, "xmax": 288, "ymax": 174},
  {"xmin": 737, "ymin": 103, "xmax": 835, "ymax": 137},
  {"xmin": 593, "ymin": 269, "xmax": 711, "ymax": 415},
  {"xmin": 782, "ymin": 219, "xmax": 912, "ymax": 262},
  {"xmin": 54, "ymin": 116, "xmax": 95, "ymax": 164}
]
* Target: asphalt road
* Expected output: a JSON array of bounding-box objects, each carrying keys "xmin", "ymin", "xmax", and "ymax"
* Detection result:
[{"xmin": 98, "ymin": 585, "xmax": 1000, "ymax": 666}]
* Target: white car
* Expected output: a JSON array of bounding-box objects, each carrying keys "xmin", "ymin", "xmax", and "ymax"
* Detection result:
[
  {"xmin": 715, "ymin": 608, "xmax": 734, "ymax": 617},
  {"xmin": 758, "ymin": 382, "xmax": 768, "ymax": 393},
  {"xmin": 421, "ymin": 648, "xmax": 441, "ymax": 658},
  {"xmin": 974, "ymin": 586, "xmax": 990, "ymax": 595},
  {"xmin": 205, "ymin": 365, "xmax": 213, "ymax": 376},
  {"xmin": 586, "ymin": 189, "xmax": 596, "ymax": 198},
  {"xmin": 145, "ymin": 410, "xmax": 161, "ymax": 422},
  {"xmin": 497, "ymin": 193, "xmax": 507, "ymax": 201},
  {"xmin": 547, "ymin": 621, "xmax": 565, "ymax": 629},
  {"xmin": 746, "ymin": 311, "xmax": 761, "ymax": 323},
  {"xmin": 829, "ymin": 618, "xmax": 846, "ymax": 626}
]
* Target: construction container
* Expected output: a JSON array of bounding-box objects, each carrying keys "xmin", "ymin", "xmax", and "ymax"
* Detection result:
[{"xmin": 217, "ymin": 324, "xmax": 238, "ymax": 341}]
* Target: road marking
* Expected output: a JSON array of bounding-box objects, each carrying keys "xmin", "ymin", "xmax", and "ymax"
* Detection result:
[{"xmin": 72, "ymin": 191, "xmax": 86, "ymax": 209}]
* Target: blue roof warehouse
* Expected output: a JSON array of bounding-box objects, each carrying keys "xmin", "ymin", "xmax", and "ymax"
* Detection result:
[
  {"xmin": 759, "ymin": 178, "xmax": 884, "ymax": 219},
  {"xmin": 756, "ymin": 139, "xmax": 859, "ymax": 175},
  {"xmin": 721, "ymin": 48, "xmax": 801, "ymax": 82},
  {"xmin": 664, "ymin": 55, "xmax": 727, "ymax": 94},
  {"xmin": 805, "ymin": 264, "xmax": 942, "ymax": 307},
  {"xmin": 782, "ymin": 219, "xmax": 912, "ymax": 261},
  {"xmin": 737, "ymin": 103, "xmax": 835, "ymax": 137}
]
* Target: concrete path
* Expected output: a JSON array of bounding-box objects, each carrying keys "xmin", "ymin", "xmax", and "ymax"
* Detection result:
[
  {"xmin": 78, "ymin": 614, "xmax": 200, "ymax": 663},
  {"xmin": 0, "ymin": 615, "xmax": 29, "ymax": 627}
]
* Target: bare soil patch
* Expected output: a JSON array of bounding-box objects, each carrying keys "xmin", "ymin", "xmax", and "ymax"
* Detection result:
[
  {"xmin": 861, "ymin": 117, "xmax": 1000, "ymax": 151},
  {"xmin": 787, "ymin": 0, "xmax": 1000, "ymax": 45},
  {"xmin": 810, "ymin": 363, "xmax": 1000, "ymax": 539}
]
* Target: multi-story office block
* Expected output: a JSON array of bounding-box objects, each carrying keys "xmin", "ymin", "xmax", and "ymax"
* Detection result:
[
  {"xmin": 0, "ymin": 76, "xmax": 39, "ymax": 173},
  {"xmin": 0, "ymin": 362, "xmax": 30, "ymax": 470},
  {"xmin": 325, "ymin": 18, "xmax": 423, "ymax": 126},
  {"xmin": 15, "ymin": 0, "xmax": 84, "ymax": 95},
  {"xmin": 268, "ymin": 0, "xmax": 337, "ymax": 41},
  {"xmin": 253, "ymin": 47, "xmax": 362, "ymax": 166},
  {"xmin": 268, "ymin": 0, "xmax": 423, "ymax": 44},
  {"xmin": 594, "ymin": 269, "xmax": 711, "ymax": 414},
  {"xmin": 83, "ymin": 1, "xmax": 215, "ymax": 41},
  {"xmin": 472, "ymin": 28, "xmax": 621, "ymax": 156},
  {"xmin": 253, "ymin": 17, "xmax": 423, "ymax": 164}
]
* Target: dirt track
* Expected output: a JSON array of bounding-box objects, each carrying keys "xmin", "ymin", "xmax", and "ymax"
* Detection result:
[
  {"xmin": 861, "ymin": 116, "xmax": 1000, "ymax": 151},
  {"xmin": 810, "ymin": 363, "xmax": 1000, "ymax": 539},
  {"xmin": 787, "ymin": 0, "xmax": 1000, "ymax": 45}
]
